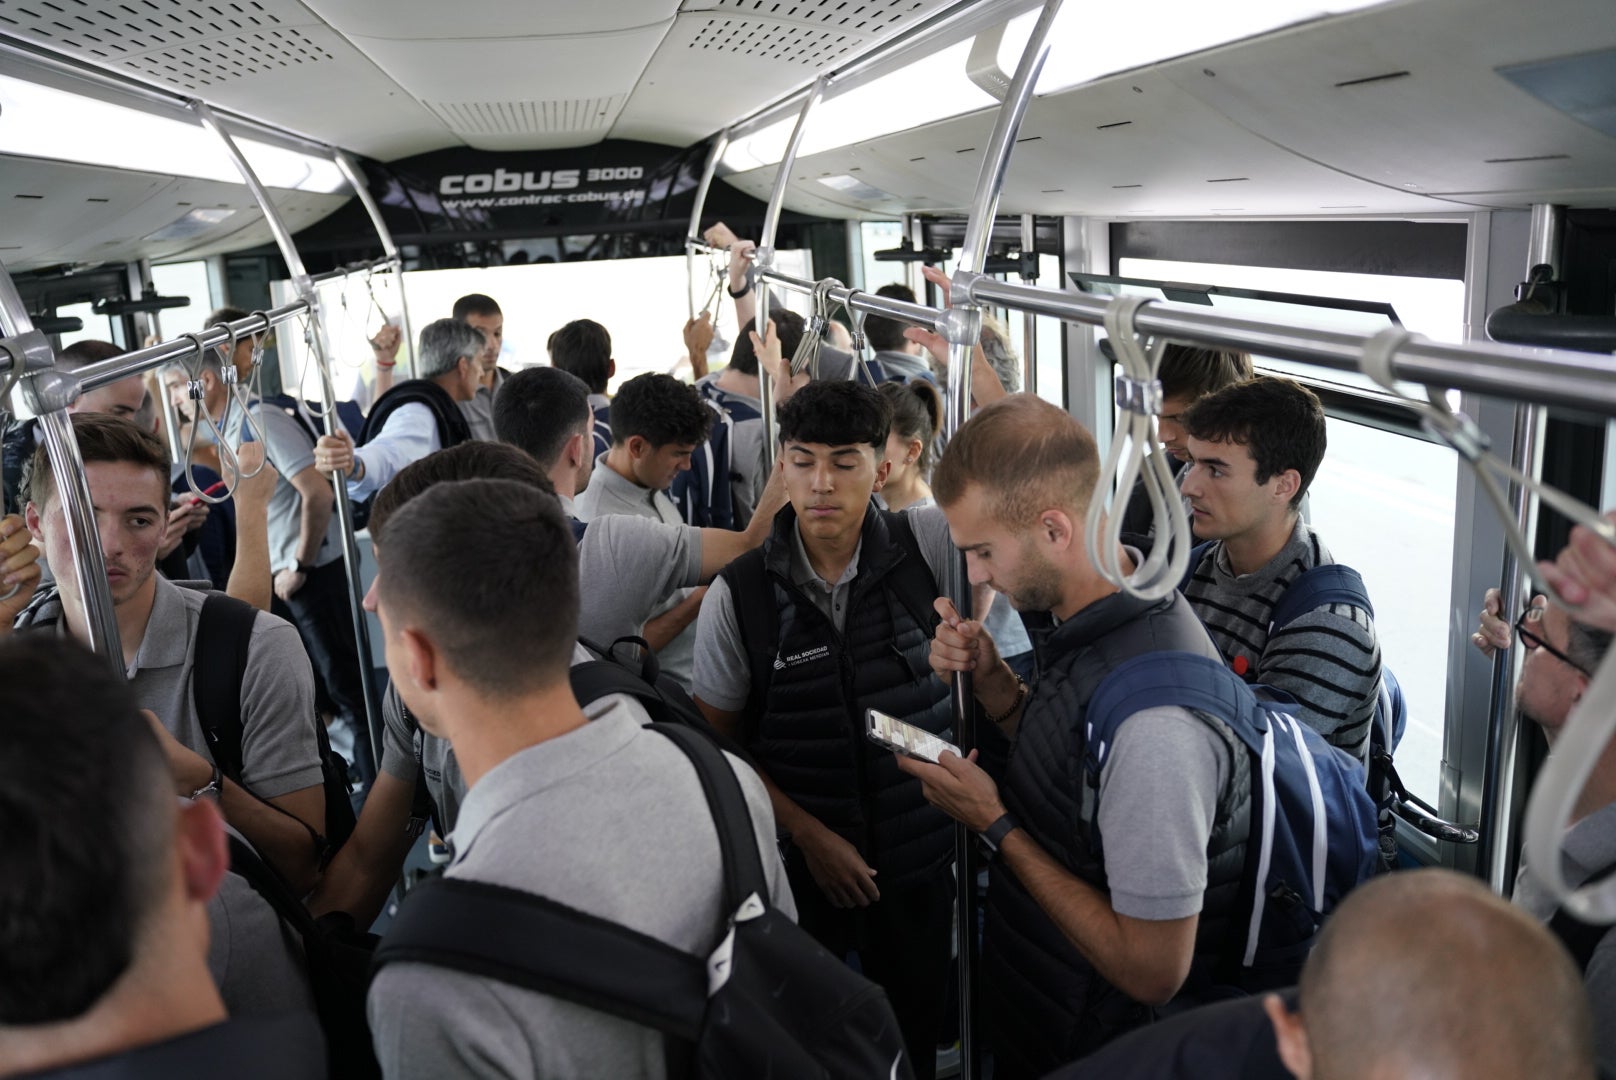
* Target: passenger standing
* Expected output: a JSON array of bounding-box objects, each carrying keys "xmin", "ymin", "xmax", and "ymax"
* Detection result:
[
  {"xmin": 1178, "ymin": 376, "xmax": 1382, "ymax": 759},
  {"xmin": 6, "ymin": 414, "xmax": 328, "ymax": 894},
  {"xmin": 865, "ymin": 283, "xmax": 935, "ymax": 383},
  {"xmin": 693, "ymin": 380, "xmax": 958, "ymax": 1079},
  {"xmin": 900, "ymin": 394, "xmax": 1240, "ymax": 1076},
  {"xmin": 876, "ymin": 379, "xmax": 943, "ymax": 512},
  {"xmin": 576, "ymin": 371, "xmax": 714, "ymax": 688},
  {"xmin": 451, "ymin": 293, "xmax": 506, "ymax": 441},
  {"xmin": 691, "ymin": 307, "xmax": 804, "ymax": 528},
  {"xmin": 364, "ymin": 479, "xmax": 794, "ymax": 1079},
  {"xmin": 0, "ymin": 637, "xmax": 326, "ymax": 1080},
  {"xmin": 311, "ymin": 318, "xmax": 481, "ymax": 500},
  {"xmin": 1117, "ymin": 344, "xmax": 1253, "ymax": 540},
  {"xmin": 547, "ymin": 318, "xmax": 616, "ymax": 459},
  {"xmin": 1474, "ymin": 579, "xmax": 1615, "ymax": 1074}
]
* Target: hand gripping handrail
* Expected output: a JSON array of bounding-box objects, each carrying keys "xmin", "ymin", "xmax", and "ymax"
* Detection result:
[{"xmin": 1083, "ymin": 294, "xmax": 1193, "ymax": 600}]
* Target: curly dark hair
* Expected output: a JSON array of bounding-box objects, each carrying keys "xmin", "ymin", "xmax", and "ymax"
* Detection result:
[{"xmin": 1182, "ymin": 375, "xmax": 1325, "ymax": 508}]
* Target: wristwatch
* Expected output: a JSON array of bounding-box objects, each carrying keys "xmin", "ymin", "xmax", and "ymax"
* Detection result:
[
  {"xmin": 189, "ymin": 765, "xmax": 223, "ymax": 801},
  {"xmin": 295, "ymin": 561, "xmax": 316, "ymax": 574},
  {"xmin": 977, "ymin": 812, "xmax": 1019, "ymax": 861}
]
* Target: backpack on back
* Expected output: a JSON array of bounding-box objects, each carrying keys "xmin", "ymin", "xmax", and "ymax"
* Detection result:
[
  {"xmin": 193, "ymin": 592, "xmax": 358, "ymax": 867},
  {"xmin": 372, "ymin": 721, "xmax": 913, "ymax": 1080},
  {"xmin": 1085, "ymin": 652, "xmax": 1379, "ymax": 990},
  {"xmin": 670, "ymin": 397, "xmax": 742, "ymax": 529},
  {"xmin": 1181, "ymin": 542, "xmax": 1405, "ymax": 865}
]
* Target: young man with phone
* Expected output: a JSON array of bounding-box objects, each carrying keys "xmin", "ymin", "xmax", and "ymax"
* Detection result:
[
  {"xmin": 897, "ymin": 394, "xmax": 1244, "ymax": 1078},
  {"xmin": 692, "ymin": 378, "xmax": 961, "ymax": 1080}
]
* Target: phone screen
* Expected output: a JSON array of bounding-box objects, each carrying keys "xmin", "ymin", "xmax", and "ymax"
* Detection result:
[{"xmin": 866, "ymin": 709, "xmax": 961, "ymax": 765}]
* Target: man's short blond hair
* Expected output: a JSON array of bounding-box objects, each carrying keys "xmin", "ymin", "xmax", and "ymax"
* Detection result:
[{"xmin": 932, "ymin": 394, "xmax": 1100, "ymax": 530}]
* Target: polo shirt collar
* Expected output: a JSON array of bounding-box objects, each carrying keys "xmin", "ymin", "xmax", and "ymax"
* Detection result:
[
  {"xmin": 126, "ymin": 574, "xmax": 189, "ymax": 676},
  {"xmin": 592, "ymin": 454, "xmax": 657, "ymax": 510},
  {"xmin": 789, "ymin": 519, "xmax": 861, "ymax": 593},
  {"xmin": 447, "ymin": 699, "xmax": 642, "ymax": 864}
]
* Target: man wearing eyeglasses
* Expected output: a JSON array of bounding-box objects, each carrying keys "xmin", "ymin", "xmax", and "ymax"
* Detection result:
[{"xmin": 1474, "ymin": 572, "xmax": 1615, "ymax": 1074}]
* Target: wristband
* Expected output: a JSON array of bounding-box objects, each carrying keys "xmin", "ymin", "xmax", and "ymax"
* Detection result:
[
  {"xmin": 375, "ymin": 359, "xmax": 397, "ymax": 369},
  {"xmin": 977, "ymin": 812, "xmax": 1018, "ymax": 861},
  {"xmin": 982, "ymin": 672, "xmax": 1028, "ymax": 725},
  {"xmin": 727, "ymin": 281, "xmax": 752, "ymax": 299}
]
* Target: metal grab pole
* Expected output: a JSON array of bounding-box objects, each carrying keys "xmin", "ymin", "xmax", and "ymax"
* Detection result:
[
  {"xmin": 0, "ymin": 266, "xmax": 124, "ymax": 668},
  {"xmin": 946, "ymin": 5, "xmax": 1061, "ymax": 1076},
  {"xmin": 756, "ymin": 76, "xmax": 828, "ymax": 472},
  {"xmin": 1477, "ymin": 202, "xmax": 1558, "ymax": 892},
  {"xmin": 336, "ymin": 152, "xmax": 416, "ymax": 381},
  {"xmin": 686, "ymin": 131, "xmax": 729, "ymax": 321},
  {"xmin": 197, "ymin": 102, "xmax": 385, "ymax": 777},
  {"xmin": 1020, "ymin": 213, "xmax": 1038, "ymax": 396}
]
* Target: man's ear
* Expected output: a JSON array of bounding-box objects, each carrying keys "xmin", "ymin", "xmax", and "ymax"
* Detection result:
[
  {"xmin": 402, "ymin": 626, "xmax": 441, "ymax": 695},
  {"xmin": 1263, "ymin": 994, "xmax": 1312, "ymax": 1080},
  {"xmin": 24, "ymin": 500, "xmax": 44, "ymax": 543},
  {"xmin": 176, "ymin": 797, "xmax": 229, "ymax": 906},
  {"xmin": 873, "ymin": 456, "xmax": 892, "ymax": 489},
  {"xmin": 1040, "ymin": 508, "xmax": 1076, "ymax": 551},
  {"xmin": 567, "ymin": 431, "xmax": 587, "ymax": 470},
  {"xmin": 607, "ymin": 358, "xmax": 617, "ymax": 379},
  {"xmin": 626, "ymin": 434, "xmax": 650, "ymax": 461},
  {"xmin": 1272, "ymin": 468, "xmax": 1302, "ymax": 506}
]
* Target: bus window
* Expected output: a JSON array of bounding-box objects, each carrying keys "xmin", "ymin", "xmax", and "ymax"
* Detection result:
[
  {"xmin": 1306, "ymin": 416, "xmax": 1459, "ymax": 808},
  {"xmin": 148, "ymin": 261, "xmax": 218, "ymax": 339}
]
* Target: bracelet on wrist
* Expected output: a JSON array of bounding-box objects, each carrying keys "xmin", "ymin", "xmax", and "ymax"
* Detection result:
[
  {"xmin": 982, "ymin": 672, "xmax": 1028, "ymax": 725},
  {"xmin": 375, "ymin": 360, "xmax": 397, "ymax": 369}
]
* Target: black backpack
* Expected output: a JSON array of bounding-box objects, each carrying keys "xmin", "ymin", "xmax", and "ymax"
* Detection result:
[
  {"xmin": 227, "ymin": 835, "xmax": 380, "ymax": 1079},
  {"xmin": 373, "ymin": 721, "xmax": 913, "ymax": 1079},
  {"xmin": 193, "ymin": 592, "xmax": 358, "ymax": 866}
]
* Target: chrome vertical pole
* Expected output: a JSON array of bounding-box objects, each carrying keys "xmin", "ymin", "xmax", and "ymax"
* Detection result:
[
  {"xmin": 686, "ymin": 130, "xmax": 729, "ymax": 321},
  {"xmin": 1478, "ymin": 202, "xmax": 1558, "ymax": 893},
  {"xmin": 756, "ymin": 76, "xmax": 828, "ymax": 472},
  {"xmin": 336, "ymin": 150, "xmax": 416, "ymax": 381},
  {"xmin": 943, "ymin": 3, "xmax": 1061, "ymax": 1075},
  {"xmin": 1019, "ymin": 213, "xmax": 1038, "ymax": 396},
  {"xmin": 199, "ymin": 103, "xmax": 384, "ymax": 775},
  {"xmin": 0, "ymin": 265, "xmax": 124, "ymax": 668}
]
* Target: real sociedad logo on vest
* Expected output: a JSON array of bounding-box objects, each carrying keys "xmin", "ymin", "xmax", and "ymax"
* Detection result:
[{"xmin": 774, "ymin": 645, "xmax": 831, "ymax": 670}]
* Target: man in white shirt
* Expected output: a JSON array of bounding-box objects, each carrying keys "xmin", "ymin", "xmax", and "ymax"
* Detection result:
[{"xmin": 311, "ymin": 318, "xmax": 483, "ymax": 498}]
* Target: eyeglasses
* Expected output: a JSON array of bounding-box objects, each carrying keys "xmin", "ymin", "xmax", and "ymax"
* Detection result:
[{"xmin": 1514, "ymin": 606, "xmax": 1592, "ymax": 678}]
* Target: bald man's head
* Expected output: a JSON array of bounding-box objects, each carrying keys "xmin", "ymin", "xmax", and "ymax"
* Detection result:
[{"xmin": 1267, "ymin": 869, "xmax": 1594, "ymax": 1080}]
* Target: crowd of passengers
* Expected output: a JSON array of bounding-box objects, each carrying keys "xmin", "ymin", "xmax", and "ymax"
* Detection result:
[{"xmin": 0, "ymin": 220, "xmax": 1614, "ymax": 1080}]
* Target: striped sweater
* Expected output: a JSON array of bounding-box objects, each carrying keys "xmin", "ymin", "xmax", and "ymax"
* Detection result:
[{"xmin": 1182, "ymin": 522, "xmax": 1382, "ymax": 760}]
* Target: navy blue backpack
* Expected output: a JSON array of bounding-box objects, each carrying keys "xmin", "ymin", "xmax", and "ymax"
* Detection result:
[
  {"xmin": 1086, "ymin": 652, "xmax": 1379, "ymax": 988},
  {"xmin": 670, "ymin": 386, "xmax": 760, "ymax": 530}
]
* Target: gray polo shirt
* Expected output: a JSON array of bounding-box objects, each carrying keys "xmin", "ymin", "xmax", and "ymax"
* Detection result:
[
  {"xmin": 575, "ymin": 459, "xmax": 698, "ymax": 688},
  {"xmin": 378, "ymin": 642, "xmax": 675, "ymax": 835},
  {"xmin": 367, "ymin": 700, "xmax": 796, "ymax": 1080},
  {"xmin": 247, "ymin": 399, "xmax": 345, "ymax": 575},
  {"xmin": 208, "ymin": 827, "xmax": 316, "ymax": 1019},
  {"xmin": 457, "ymin": 382, "xmax": 498, "ymax": 442},
  {"xmin": 575, "ymin": 454, "xmax": 683, "ymax": 525},
  {"xmin": 129, "ymin": 576, "xmax": 324, "ymax": 798},
  {"xmin": 693, "ymin": 503, "xmax": 956, "ymax": 713}
]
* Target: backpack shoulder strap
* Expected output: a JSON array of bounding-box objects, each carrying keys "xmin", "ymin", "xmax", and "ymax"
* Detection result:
[
  {"xmin": 228, "ymin": 834, "xmax": 322, "ymax": 939},
  {"xmin": 1085, "ymin": 652, "xmax": 1271, "ymax": 781},
  {"xmin": 361, "ymin": 381, "xmax": 471, "ymax": 449},
  {"xmin": 881, "ymin": 510, "xmax": 943, "ymax": 636},
  {"xmin": 194, "ymin": 592, "xmax": 258, "ymax": 782},
  {"xmin": 648, "ymin": 722, "xmax": 770, "ymax": 913},
  {"xmin": 570, "ymin": 658, "xmax": 670, "ymax": 717},
  {"xmin": 372, "ymin": 876, "xmax": 706, "ymax": 1040},
  {"xmin": 1270, "ymin": 564, "xmax": 1374, "ymax": 631},
  {"xmin": 718, "ymin": 550, "xmax": 778, "ymax": 743},
  {"xmin": 1178, "ymin": 540, "xmax": 1217, "ymax": 593},
  {"xmin": 1549, "ymin": 863, "xmax": 1616, "ymax": 974}
]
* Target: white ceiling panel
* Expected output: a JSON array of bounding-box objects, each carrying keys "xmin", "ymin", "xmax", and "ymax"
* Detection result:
[
  {"xmin": 1160, "ymin": 0, "xmax": 1616, "ymax": 202},
  {"xmin": 612, "ymin": 0, "xmax": 958, "ymax": 147},
  {"xmin": 299, "ymin": 0, "xmax": 677, "ymax": 39},
  {"xmin": 347, "ymin": 22, "xmax": 670, "ymax": 150},
  {"xmin": 0, "ymin": 155, "xmax": 346, "ymax": 271}
]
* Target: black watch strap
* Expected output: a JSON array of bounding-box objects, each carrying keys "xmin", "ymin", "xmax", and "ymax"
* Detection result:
[
  {"xmin": 295, "ymin": 561, "xmax": 316, "ymax": 574},
  {"xmin": 977, "ymin": 812, "xmax": 1018, "ymax": 861}
]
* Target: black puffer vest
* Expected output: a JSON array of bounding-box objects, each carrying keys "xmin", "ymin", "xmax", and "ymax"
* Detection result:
[
  {"xmin": 984, "ymin": 589, "xmax": 1253, "ymax": 1079},
  {"xmin": 721, "ymin": 505, "xmax": 953, "ymax": 889}
]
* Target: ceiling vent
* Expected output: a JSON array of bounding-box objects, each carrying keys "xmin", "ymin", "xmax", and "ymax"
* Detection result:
[
  {"xmin": 0, "ymin": 0, "xmax": 282, "ymax": 60},
  {"xmin": 424, "ymin": 97, "xmax": 626, "ymax": 137},
  {"xmin": 699, "ymin": 0, "xmax": 919, "ymax": 33},
  {"xmin": 121, "ymin": 27, "xmax": 331, "ymax": 88},
  {"xmin": 684, "ymin": 0, "xmax": 924, "ymax": 66}
]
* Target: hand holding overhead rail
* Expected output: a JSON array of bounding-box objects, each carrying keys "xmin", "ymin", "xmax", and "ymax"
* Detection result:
[{"xmin": 1082, "ymin": 295, "xmax": 1192, "ymax": 602}]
